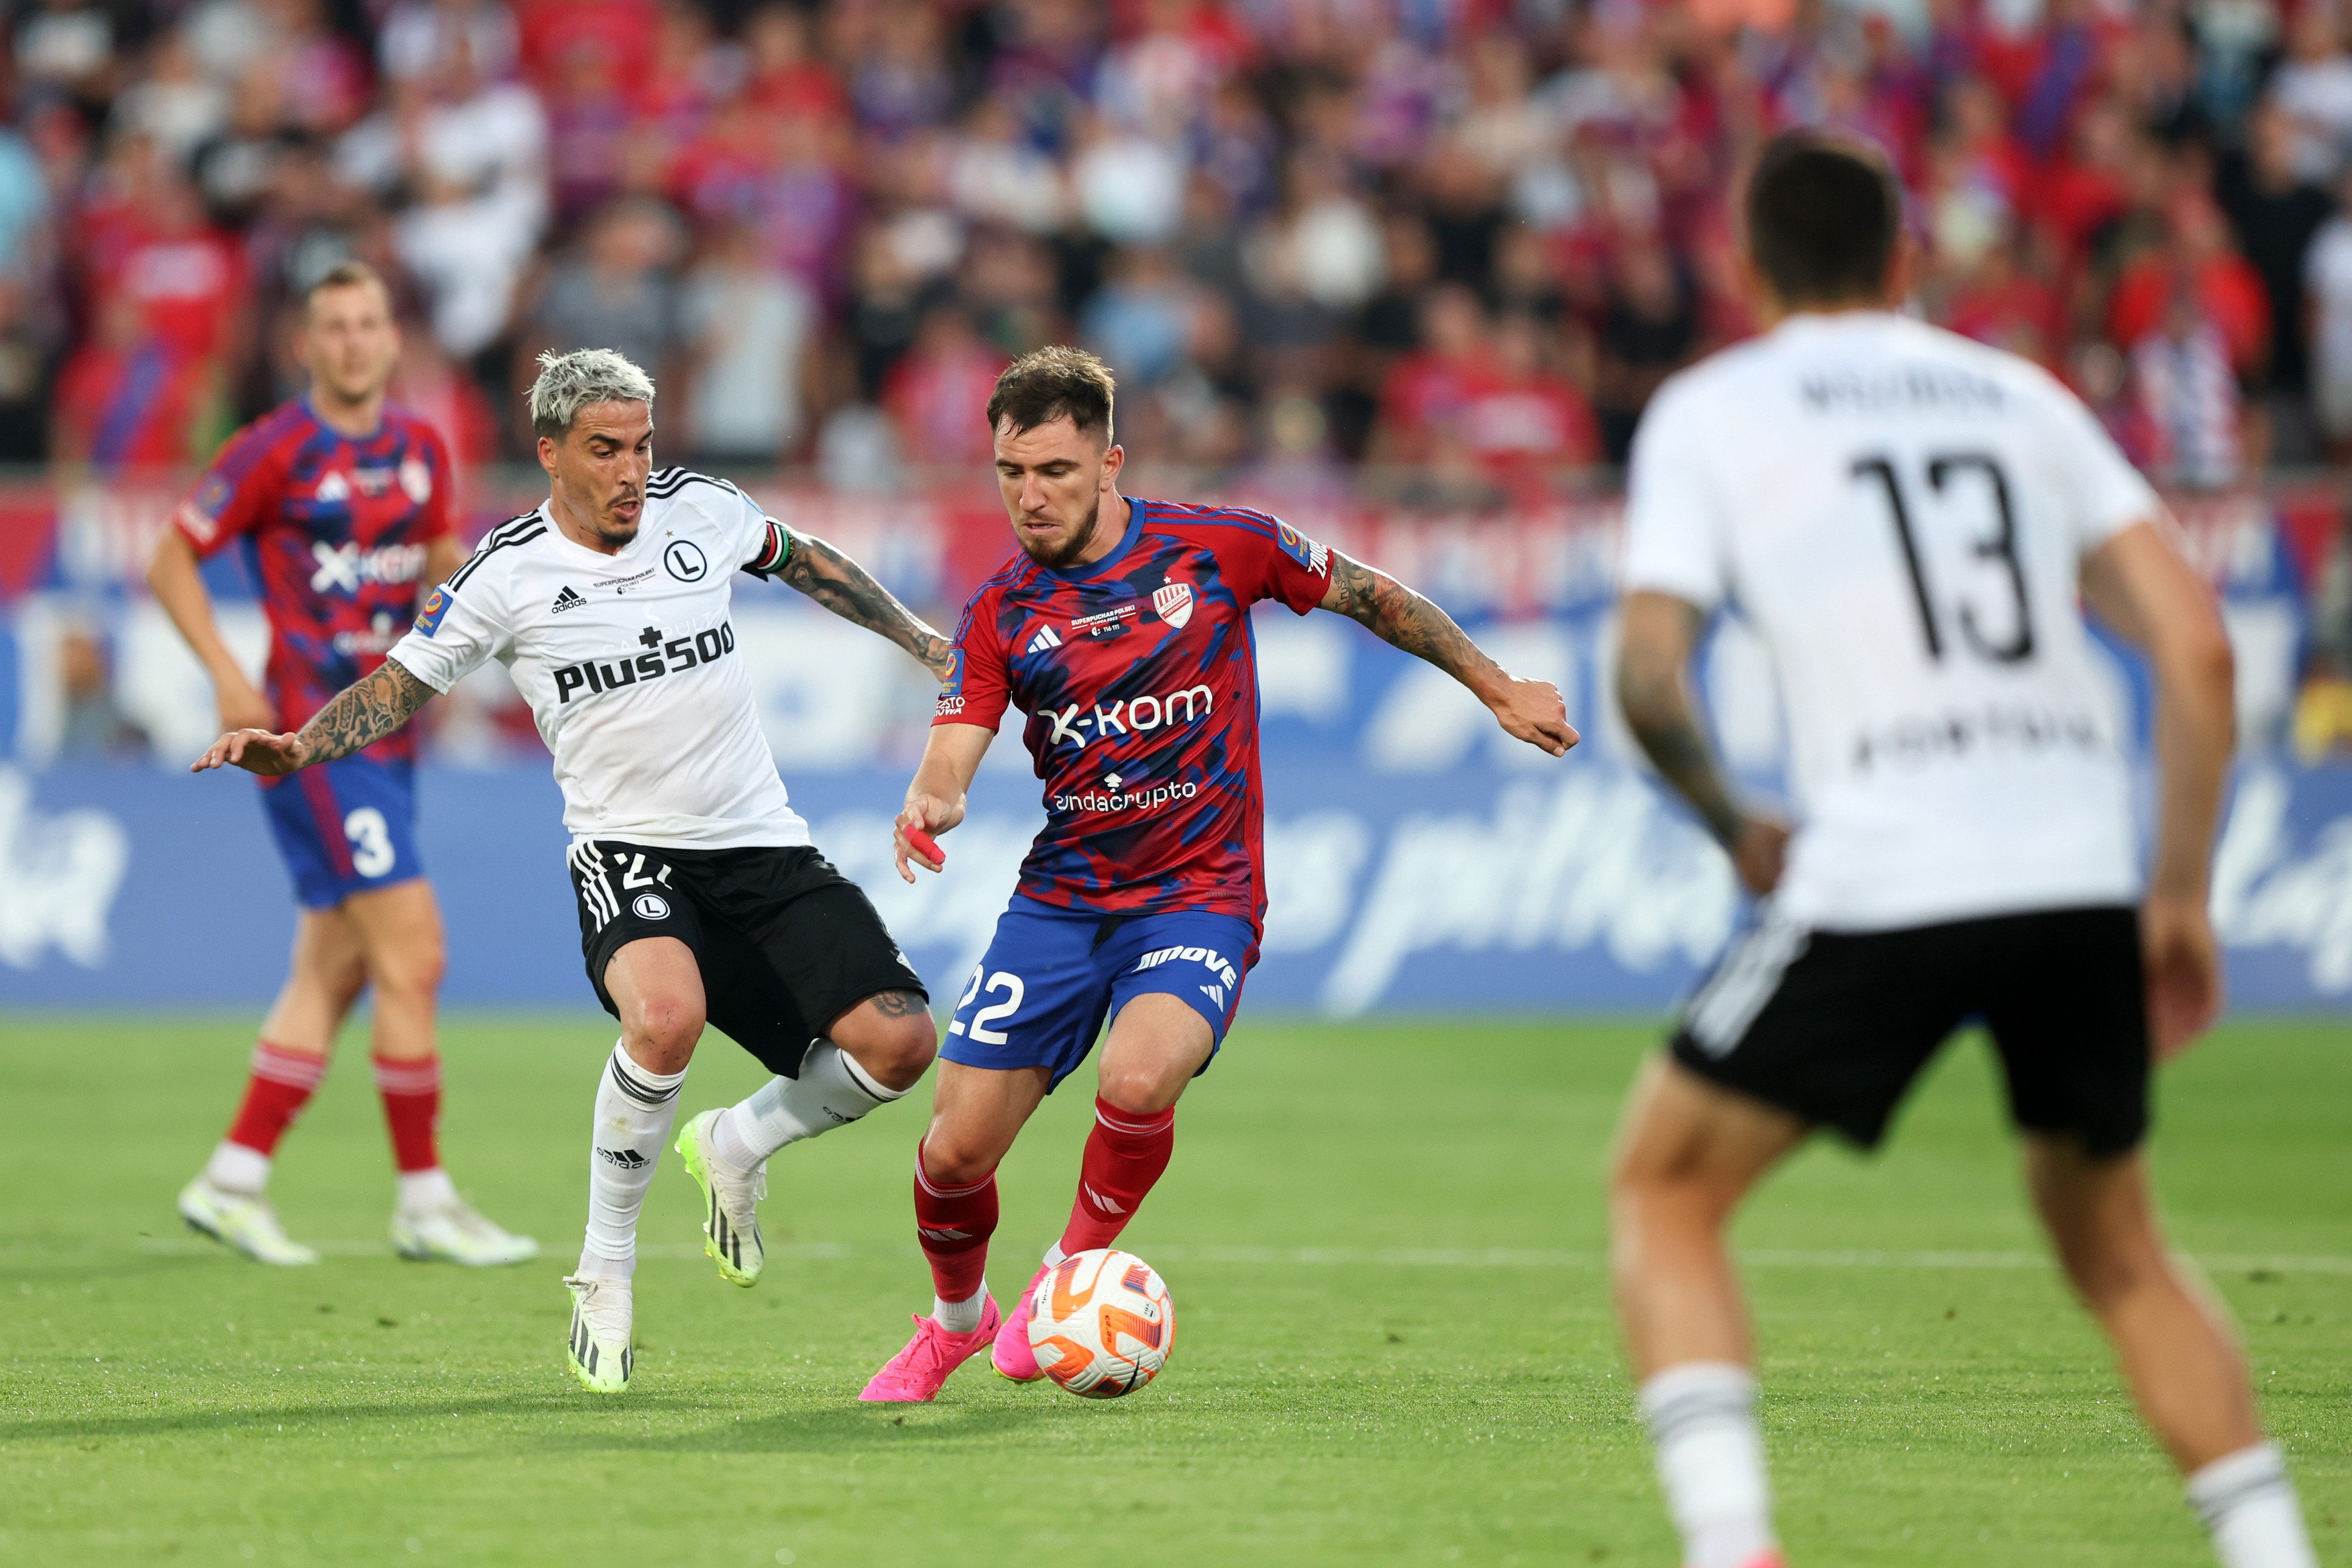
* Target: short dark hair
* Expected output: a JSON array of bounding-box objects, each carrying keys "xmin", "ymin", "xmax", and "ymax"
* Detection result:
[
  {"xmin": 987, "ymin": 345, "xmax": 1115, "ymax": 444},
  {"xmin": 1745, "ymin": 131, "xmax": 1902, "ymax": 306},
  {"xmin": 304, "ymin": 259, "xmax": 390, "ymax": 314}
]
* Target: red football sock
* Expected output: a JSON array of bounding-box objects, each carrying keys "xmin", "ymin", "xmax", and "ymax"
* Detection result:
[
  {"xmin": 372, "ymin": 1053, "xmax": 443, "ymax": 1173},
  {"xmin": 1058, "ymin": 1098, "xmax": 1176, "ymax": 1255},
  {"xmin": 225, "ymin": 1042, "xmax": 328, "ymax": 1157},
  {"xmin": 913, "ymin": 1141, "xmax": 998, "ymax": 1304}
]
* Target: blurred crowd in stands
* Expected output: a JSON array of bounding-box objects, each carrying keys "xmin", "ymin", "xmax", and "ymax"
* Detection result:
[{"xmin": 9, "ymin": 0, "xmax": 2352, "ymax": 496}]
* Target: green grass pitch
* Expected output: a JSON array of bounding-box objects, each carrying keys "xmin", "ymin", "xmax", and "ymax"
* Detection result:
[{"xmin": 1, "ymin": 1014, "xmax": 2344, "ymax": 1567}]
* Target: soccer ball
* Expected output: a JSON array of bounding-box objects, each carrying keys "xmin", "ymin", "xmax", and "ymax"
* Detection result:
[{"xmin": 1025, "ymin": 1248, "xmax": 1175, "ymax": 1398}]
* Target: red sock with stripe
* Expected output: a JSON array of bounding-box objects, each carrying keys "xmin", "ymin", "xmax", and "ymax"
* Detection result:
[
  {"xmin": 372, "ymin": 1054, "xmax": 443, "ymax": 1173},
  {"xmin": 913, "ymin": 1140, "xmax": 997, "ymax": 1328},
  {"xmin": 374, "ymin": 1054, "xmax": 456, "ymax": 1213},
  {"xmin": 1057, "ymin": 1098, "xmax": 1176, "ymax": 1255},
  {"xmin": 209, "ymin": 1043, "xmax": 328, "ymax": 1192}
]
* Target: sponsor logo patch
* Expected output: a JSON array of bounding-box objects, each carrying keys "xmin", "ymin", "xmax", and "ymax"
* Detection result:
[
  {"xmin": 552, "ymin": 585, "xmax": 587, "ymax": 613},
  {"xmin": 1027, "ymin": 625, "xmax": 1063, "ymax": 654},
  {"xmin": 1276, "ymin": 522, "xmax": 1329, "ymax": 575},
  {"xmin": 413, "ymin": 586, "xmax": 452, "ymax": 636}
]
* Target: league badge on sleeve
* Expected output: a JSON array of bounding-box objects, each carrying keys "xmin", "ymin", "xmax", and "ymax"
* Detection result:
[
  {"xmin": 1152, "ymin": 580, "xmax": 1194, "ymax": 629},
  {"xmin": 414, "ymin": 586, "xmax": 452, "ymax": 637},
  {"xmin": 936, "ymin": 647, "xmax": 966, "ymax": 716},
  {"xmin": 1276, "ymin": 522, "xmax": 1329, "ymax": 575}
]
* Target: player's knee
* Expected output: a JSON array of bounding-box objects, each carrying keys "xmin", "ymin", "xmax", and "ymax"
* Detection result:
[
  {"xmin": 624, "ymin": 993, "xmax": 705, "ymax": 1067},
  {"xmin": 859, "ymin": 1015, "xmax": 936, "ymax": 1093},
  {"xmin": 919, "ymin": 1133, "xmax": 995, "ymax": 1188},
  {"xmin": 372, "ymin": 938, "xmax": 447, "ymax": 1001},
  {"xmin": 1097, "ymin": 1058, "xmax": 1182, "ymax": 1116}
]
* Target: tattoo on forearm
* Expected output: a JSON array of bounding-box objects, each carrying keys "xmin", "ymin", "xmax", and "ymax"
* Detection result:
[
  {"xmin": 295, "ymin": 658, "xmax": 435, "ymax": 765},
  {"xmin": 1616, "ymin": 652, "xmax": 1744, "ymax": 846},
  {"xmin": 779, "ymin": 531, "xmax": 955, "ymax": 680},
  {"xmin": 1325, "ymin": 553, "xmax": 1499, "ymax": 687}
]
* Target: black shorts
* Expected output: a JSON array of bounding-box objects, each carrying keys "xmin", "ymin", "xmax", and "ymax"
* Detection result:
[
  {"xmin": 566, "ymin": 840, "xmax": 926, "ymax": 1078},
  {"xmin": 1669, "ymin": 904, "xmax": 2149, "ymax": 1157}
]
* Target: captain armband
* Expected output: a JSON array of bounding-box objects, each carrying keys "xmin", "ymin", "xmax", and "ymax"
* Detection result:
[{"xmin": 743, "ymin": 520, "xmax": 793, "ymax": 578}]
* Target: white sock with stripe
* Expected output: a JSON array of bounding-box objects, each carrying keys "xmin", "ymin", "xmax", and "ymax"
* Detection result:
[
  {"xmin": 579, "ymin": 1041, "xmax": 687, "ymax": 1282},
  {"xmin": 1640, "ymin": 1361, "xmax": 1777, "ymax": 1568},
  {"xmin": 2188, "ymin": 1443, "xmax": 2316, "ymax": 1568},
  {"xmin": 708, "ymin": 1042, "xmax": 903, "ymax": 1170}
]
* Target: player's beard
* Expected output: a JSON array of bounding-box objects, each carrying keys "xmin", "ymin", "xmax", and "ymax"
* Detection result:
[{"xmin": 1019, "ymin": 496, "xmax": 1104, "ymax": 570}]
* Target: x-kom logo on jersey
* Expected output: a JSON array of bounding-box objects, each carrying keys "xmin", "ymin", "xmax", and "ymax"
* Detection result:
[{"xmin": 310, "ymin": 540, "xmax": 428, "ymax": 595}]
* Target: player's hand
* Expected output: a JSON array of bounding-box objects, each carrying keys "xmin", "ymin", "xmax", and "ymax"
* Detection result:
[
  {"xmin": 1730, "ymin": 815, "xmax": 1790, "ymax": 897},
  {"xmin": 1486, "ymin": 676, "xmax": 1579, "ymax": 757},
  {"xmin": 894, "ymin": 793, "xmax": 965, "ymax": 883},
  {"xmin": 214, "ymin": 675, "xmax": 276, "ymax": 735},
  {"xmin": 2143, "ymin": 891, "xmax": 2223, "ymax": 1062},
  {"xmin": 192, "ymin": 728, "xmax": 311, "ymax": 777}
]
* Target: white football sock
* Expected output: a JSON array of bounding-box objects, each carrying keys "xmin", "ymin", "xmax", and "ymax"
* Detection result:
[
  {"xmin": 708, "ymin": 1041, "xmax": 903, "ymax": 1170},
  {"xmin": 2188, "ymin": 1443, "xmax": 2317, "ymax": 1568},
  {"xmin": 1640, "ymin": 1361, "xmax": 1777, "ymax": 1568},
  {"xmin": 395, "ymin": 1168, "xmax": 457, "ymax": 1217},
  {"xmin": 579, "ymin": 1041, "xmax": 687, "ymax": 1282},
  {"xmin": 1041, "ymin": 1241, "xmax": 1068, "ymax": 1270},
  {"xmin": 932, "ymin": 1285, "xmax": 988, "ymax": 1333},
  {"xmin": 205, "ymin": 1141, "xmax": 270, "ymax": 1195}
]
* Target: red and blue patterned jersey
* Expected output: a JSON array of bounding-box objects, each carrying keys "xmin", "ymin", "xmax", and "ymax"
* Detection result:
[
  {"xmin": 936, "ymin": 497, "xmax": 1332, "ymax": 932},
  {"xmin": 174, "ymin": 398, "xmax": 456, "ymax": 761}
]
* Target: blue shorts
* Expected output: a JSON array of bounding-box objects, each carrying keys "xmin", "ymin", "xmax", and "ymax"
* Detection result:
[
  {"xmin": 942, "ymin": 896, "xmax": 1257, "ymax": 1090},
  {"xmin": 259, "ymin": 755, "xmax": 425, "ymax": 909}
]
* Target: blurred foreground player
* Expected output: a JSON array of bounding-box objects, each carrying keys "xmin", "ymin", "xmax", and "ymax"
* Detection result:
[
  {"xmin": 1609, "ymin": 132, "xmax": 2315, "ymax": 1568},
  {"xmin": 152, "ymin": 262, "xmax": 535, "ymax": 1268},
  {"xmin": 195, "ymin": 349, "xmax": 950, "ymax": 1393},
  {"xmin": 859, "ymin": 347, "xmax": 1578, "ymax": 1401}
]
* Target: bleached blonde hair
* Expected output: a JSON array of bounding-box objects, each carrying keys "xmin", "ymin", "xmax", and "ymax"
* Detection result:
[{"xmin": 527, "ymin": 347, "xmax": 656, "ymax": 440}]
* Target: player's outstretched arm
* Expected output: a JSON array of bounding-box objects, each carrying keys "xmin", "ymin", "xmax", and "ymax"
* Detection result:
[
  {"xmin": 775, "ymin": 528, "xmax": 956, "ymax": 681},
  {"xmin": 894, "ymin": 722, "xmax": 994, "ymax": 882},
  {"xmin": 1616, "ymin": 592, "xmax": 1787, "ymax": 895},
  {"xmin": 191, "ymin": 657, "xmax": 436, "ymax": 777},
  {"xmin": 1319, "ymin": 550, "xmax": 1578, "ymax": 757},
  {"xmin": 2082, "ymin": 520, "xmax": 2237, "ymax": 1060}
]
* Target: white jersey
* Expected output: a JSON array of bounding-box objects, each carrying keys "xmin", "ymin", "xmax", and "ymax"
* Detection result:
[
  {"xmin": 1622, "ymin": 312, "xmax": 2160, "ymax": 931},
  {"xmin": 388, "ymin": 468, "xmax": 807, "ymax": 852}
]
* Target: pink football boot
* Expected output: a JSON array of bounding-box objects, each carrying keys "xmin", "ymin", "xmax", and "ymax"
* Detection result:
[
  {"xmin": 991, "ymin": 1263, "xmax": 1053, "ymax": 1382},
  {"xmin": 858, "ymin": 1297, "xmax": 1003, "ymax": 1403}
]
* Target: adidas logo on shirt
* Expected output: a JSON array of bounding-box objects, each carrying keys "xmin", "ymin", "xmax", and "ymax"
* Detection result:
[
  {"xmin": 1027, "ymin": 625, "xmax": 1062, "ymax": 654},
  {"xmin": 551, "ymin": 585, "xmax": 587, "ymax": 613}
]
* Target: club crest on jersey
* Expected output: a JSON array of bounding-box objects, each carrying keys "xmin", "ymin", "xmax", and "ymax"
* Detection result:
[
  {"xmin": 663, "ymin": 540, "xmax": 708, "ymax": 582},
  {"xmin": 1152, "ymin": 581, "xmax": 1194, "ymax": 629},
  {"xmin": 1276, "ymin": 522, "xmax": 1329, "ymax": 575},
  {"xmin": 414, "ymin": 586, "xmax": 451, "ymax": 636},
  {"xmin": 399, "ymin": 456, "xmax": 433, "ymax": 504}
]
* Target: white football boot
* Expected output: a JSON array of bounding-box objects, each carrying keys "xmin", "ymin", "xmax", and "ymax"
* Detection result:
[
  {"xmin": 563, "ymin": 1274, "xmax": 633, "ymax": 1394},
  {"xmin": 674, "ymin": 1109, "xmax": 766, "ymax": 1287},
  {"xmin": 178, "ymin": 1176, "xmax": 320, "ymax": 1266},
  {"xmin": 392, "ymin": 1198, "xmax": 540, "ymax": 1266}
]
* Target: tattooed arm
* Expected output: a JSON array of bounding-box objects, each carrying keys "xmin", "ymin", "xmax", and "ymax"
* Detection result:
[
  {"xmin": 191, "ymin": 657, "xmax": 436, "ymax": 777},
  {"xmin": 1319, "ymin": 549, "xmax": 1578, "ymax": 757},
  {"xmin": 1615, "ymin": 591, "xmax": 1787, "ymax": 895},
  {"xmin": 773, "ymin": 528, "xmax": 955, "ymax": 681}
]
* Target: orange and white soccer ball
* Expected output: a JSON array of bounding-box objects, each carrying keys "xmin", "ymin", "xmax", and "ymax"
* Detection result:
[{"xmin": 1025, "ymin": 1248, "xmax": 1175, "ymax": 1398}]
